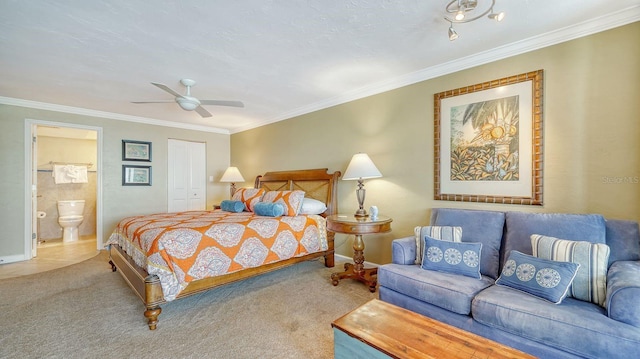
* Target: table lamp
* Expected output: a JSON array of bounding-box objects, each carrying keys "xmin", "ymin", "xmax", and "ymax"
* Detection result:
[
  {"xmin": 342, "ymin": 153, "xmax": 382, "ymax": 217},
  {"xmin": 220, "ymin": 166, "xmax": 245, "ymax": 198}
]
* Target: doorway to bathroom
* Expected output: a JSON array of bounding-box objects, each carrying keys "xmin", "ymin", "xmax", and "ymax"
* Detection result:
[{"xmin": 25, "ymin": 120, "xmax": 102, "ymax": 262}]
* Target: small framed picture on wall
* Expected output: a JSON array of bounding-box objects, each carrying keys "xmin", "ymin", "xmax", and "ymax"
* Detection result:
[
  {"xmin": 122, "ymin": 165, "xmax": 152, "ymax": 186},
  {"xmin": 122, "ymin": 140, "xmax": 152, "ymax": 162}
]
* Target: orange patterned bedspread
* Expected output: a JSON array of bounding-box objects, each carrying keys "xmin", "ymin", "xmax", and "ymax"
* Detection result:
[{"xmin": 106, "ymin": 210, "xmax": 328, "ymax": 301}]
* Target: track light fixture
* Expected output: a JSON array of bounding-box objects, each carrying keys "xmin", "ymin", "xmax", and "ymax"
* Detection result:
[
  {"xmin": 444, "ymin": 0, "xmax": 504, "ymax": 41},
  {"xmin": 448, "ymin": 23, "xmax": 459, "ymax": 41},
  {"xmin": 488, "ymin": 11, "xmax": 505, "ymax": 22}
]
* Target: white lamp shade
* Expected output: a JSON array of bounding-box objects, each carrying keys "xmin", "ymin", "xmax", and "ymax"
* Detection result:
[
  {"xmin": 342, "ymin": 153, "xmax": 382, "ymax": 180},
  {"xmin": 220, "ymin": 167, "xmax": 245, "ymax": 183}
]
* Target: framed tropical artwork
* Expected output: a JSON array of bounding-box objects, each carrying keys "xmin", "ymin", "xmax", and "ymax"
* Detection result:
[
  {"xmin": 122, "ymin": 140, "xmax": 152, "ymax": 161},
  {"xmin": 434, "ymin": 70, "xmax": 543, "ymax": 205}
]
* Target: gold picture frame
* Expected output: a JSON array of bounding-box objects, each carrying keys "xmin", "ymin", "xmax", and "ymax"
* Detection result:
[{"xmin": 434, "ymin": 70, "xmax": 543, "ymax": 205}]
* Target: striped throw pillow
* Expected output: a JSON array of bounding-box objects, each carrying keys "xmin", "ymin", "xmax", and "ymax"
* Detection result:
[
  {"xmin": 414, "ymin": 226, "xmax": 462, "ymax": 265},
  {"xmin": 531, "ymin": 234, "xmax": 610, "ymax": 307}
]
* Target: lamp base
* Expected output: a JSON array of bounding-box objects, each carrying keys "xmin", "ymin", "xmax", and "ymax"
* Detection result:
[
  {"xmin": 354, "ymin": 181, "xmax": 368, "ymax": 217},
  {"xmin": 229, "ymin": 183, "xmax": 237, "ymax": 199},
  {"xmin": 354, "ymin": 209, "xmax": 368, "ymax": 217}
]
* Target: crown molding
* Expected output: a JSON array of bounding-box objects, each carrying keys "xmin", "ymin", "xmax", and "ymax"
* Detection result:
[
  {"xmin": 0, "ymin": 96, "xmax": 230, "ymax": 135},
  {"xmin": 231, "ymin": 5, "xmax": 640, "ymax": 134},
  {"xmin": 2, "ymin": 5, "xmax": 638, "ymax": 136}
]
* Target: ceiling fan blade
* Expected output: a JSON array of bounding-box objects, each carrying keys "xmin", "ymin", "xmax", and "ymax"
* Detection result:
[
  {"xmin": 151, "ymin": 82, "xmax": 182, "ymax": 98},
  {"xmin": 195, "ymin": 106, "xmax": 213, "ymax": 118},
  {"xmin": 199, "ymin": 100, "xmax": 245, "ymax": 108},
  {"xmin": 131, "ymin": 100, "xmax": 175, "ymax": 104}
]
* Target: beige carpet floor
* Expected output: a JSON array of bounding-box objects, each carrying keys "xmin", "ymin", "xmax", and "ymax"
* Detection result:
[{"xmin": 0, "ymin": 251, "xmax": 377, "ymax": 359}]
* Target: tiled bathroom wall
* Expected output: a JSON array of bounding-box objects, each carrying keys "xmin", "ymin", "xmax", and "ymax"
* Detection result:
[
  {"xmin": 36, "ymin": 135, "xmax": 97, "ymax": 240},
  {"xmin": 37, "ymin": 172, "xmax": 97, "ymax": 239}
]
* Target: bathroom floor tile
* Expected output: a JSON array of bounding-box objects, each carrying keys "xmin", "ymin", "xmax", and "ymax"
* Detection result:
[{"xmin": 0, "ymin": 236, "xmax": 99, "ymax": 280}]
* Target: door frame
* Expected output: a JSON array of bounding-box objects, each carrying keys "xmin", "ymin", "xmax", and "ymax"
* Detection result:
[{"xmin": 24, "ymin": 119, "xmax": 104, "ymax": 259}]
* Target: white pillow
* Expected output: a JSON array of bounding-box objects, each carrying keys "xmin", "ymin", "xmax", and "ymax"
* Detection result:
[{"xmin": 299, "ymin": 198, "xmax": 327, "ymax": 215}]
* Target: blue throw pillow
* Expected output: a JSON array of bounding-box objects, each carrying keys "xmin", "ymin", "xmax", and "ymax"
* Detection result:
[
  {"xmin": 414, "ymin": 226, "xmax": 462, "ymax": 265},
  {"xmin": 531, "ymin": 234, "xmax": 610, "ymax": 307},
  {"xmin": 421, "ymin": 236, "xmax": 482, "ymax": 279},
  {"xmin": 253, "ymin": 202, "xmax": 285, "ymax": 217},
  {"xmin": 496, "ymin": 250, "xmax": 580, "ymax": 304},
  {"xmin": 220, "ymin": 200, "xmax": 245, "ymax": 213}
]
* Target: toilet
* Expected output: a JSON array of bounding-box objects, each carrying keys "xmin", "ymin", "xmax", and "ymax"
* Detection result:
[{"xmin": 57, "ymin": 200, "xmax": 85, "ymax": 242}]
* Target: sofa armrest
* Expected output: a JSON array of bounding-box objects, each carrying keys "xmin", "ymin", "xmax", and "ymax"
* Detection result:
[
  {"xmin": 391, "ymin": 236, "xmax": 416, "ymax": 265},
  {"xmin": 607, "ymin": 260, "xmax": 640, "ymax": 327}
]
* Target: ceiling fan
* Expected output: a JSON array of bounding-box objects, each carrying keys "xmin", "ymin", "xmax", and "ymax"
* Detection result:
[{"xmin": 132, "ymin": 79, "xmax": 244, "ymax": 118}]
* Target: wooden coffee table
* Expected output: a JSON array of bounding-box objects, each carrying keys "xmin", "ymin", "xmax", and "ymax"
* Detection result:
[{"xmin": 332, "ymin": 299, "xmax": 535, "ymax": 359}]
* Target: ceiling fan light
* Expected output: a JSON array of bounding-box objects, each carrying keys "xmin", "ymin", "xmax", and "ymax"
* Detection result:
[
  {"xmin": 176, "ymin": 97, "xmax": 199, "ymax": 111},
  {"xmin": 448, "ymin": 26, "xmax": 459, "ymax": 41},
  {"xmin": 180, "ymin": 103, "xmax": 198, "ymax": 111}
]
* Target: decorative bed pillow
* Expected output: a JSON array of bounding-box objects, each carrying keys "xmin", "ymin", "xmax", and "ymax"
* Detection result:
[
  {"xmin": 220, "ymin": 200, "xmax": 245, "ymax": 213},
  {"xmin": 421, "ymin": 236, "xmax": 482, "ymax": 279},
  {"xmin": 299, "ymin": 198, "xmax": 327, "ymax": 215},
  {"xmin": 231, "ymin": 188, "xmax": 265, "ymax": 212},
  {"xmin": 253, "ymin": 202, "xmax": 285, "ymax": 217},
  {"xmin": 414, "ymin": 226, "xmax": 462, "ymax": 265},
  {"xmin": 261, "ymin": 190, "xmax": 305, "ymax": 216},
  {"xmin": 496, "ymin": 250, "xmax": 580, "ymax": 304},
  {"xmin": 531, "ymin": 234, "xmax": 610, "ymax": 307}
]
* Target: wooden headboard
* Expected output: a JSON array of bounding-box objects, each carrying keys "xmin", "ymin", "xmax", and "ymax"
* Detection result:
[{"xmin": 254, "ymin": 168, "xmax": 341, "ymax": 217}]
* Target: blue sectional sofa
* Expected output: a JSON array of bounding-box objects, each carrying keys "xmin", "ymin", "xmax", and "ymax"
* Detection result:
[{"xmin": 378, "ymin": 208, "xmax": 640, "ymax": 358}]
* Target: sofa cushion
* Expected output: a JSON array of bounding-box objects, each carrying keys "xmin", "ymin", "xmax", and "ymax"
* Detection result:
[
  {"xmin": 532, "ymin": 234, "xmax": 610, "ymax": 306},
  {"xmin": 421, "ymin": 236, "xmax": 482, "ymax": 279},
  {"xmin": 431, "ymin": 208, "xmax": 505, "ymax": 279},
  {"xmin": 377, "ymin": 263, "xmax": 494, "ymax": 315},
  {"xmin": 496, "ymin": 250, "xmax": 579, "ymax": 304},
  {"xmin": 472, "ymin": 285, "xmax": 640, "ymax": 358},
  {"xmin": 414, "ymin": 226, "xmax": 462, "ymax": 264},
  {"xmin": 503, "ymin": 212, "xmax": 606, "ymax": 265}
]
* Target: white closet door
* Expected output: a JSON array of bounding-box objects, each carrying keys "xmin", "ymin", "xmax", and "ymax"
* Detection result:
[
  {"xmin": 168, "ymin": 139, "xmax": 206, "ymax": 212},
  {"xmin": 187, "ymin": 141, "xmax": 206, "ymax": 210}
]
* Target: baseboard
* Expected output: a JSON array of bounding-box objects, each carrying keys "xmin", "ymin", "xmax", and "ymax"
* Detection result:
[
  {"xmin": 335, "ymin": 253, "xmax": 380, "ymax": 267},
  {"xmin": 0, "ymin": 254, "xmax": 27, "ymax": 265}
]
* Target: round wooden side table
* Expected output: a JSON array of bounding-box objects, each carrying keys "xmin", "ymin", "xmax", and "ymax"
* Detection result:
[{"xmin": 326, "ymin": 214, "xmax": 392, "ymax": 292}]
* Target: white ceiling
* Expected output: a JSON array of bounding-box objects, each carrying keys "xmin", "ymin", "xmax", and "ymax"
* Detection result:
[{"xmin": 1, "ymin": 1, "xmax": 639, "ymax": 134}]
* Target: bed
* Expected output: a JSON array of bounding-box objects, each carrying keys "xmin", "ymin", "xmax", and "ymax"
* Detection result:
[{"xmin": 107, "ymin": 168, "xmax": 340, "ymax": 330}]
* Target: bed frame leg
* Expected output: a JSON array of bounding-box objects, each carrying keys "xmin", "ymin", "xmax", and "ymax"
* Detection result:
[
  {"xmin": 325, "ymin": 231, "xmax": 335, "ymax": 267},
  {"xmin": 325, "ymin": 252, "xmax": 335, "ymax": 268},
  {"xmin": 144, "ymin": 275, "xmax": 165, "ymax": 330},
  {"xmin": 144, "ymin": 306, "xmax": 162, "ymax": 330}
]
